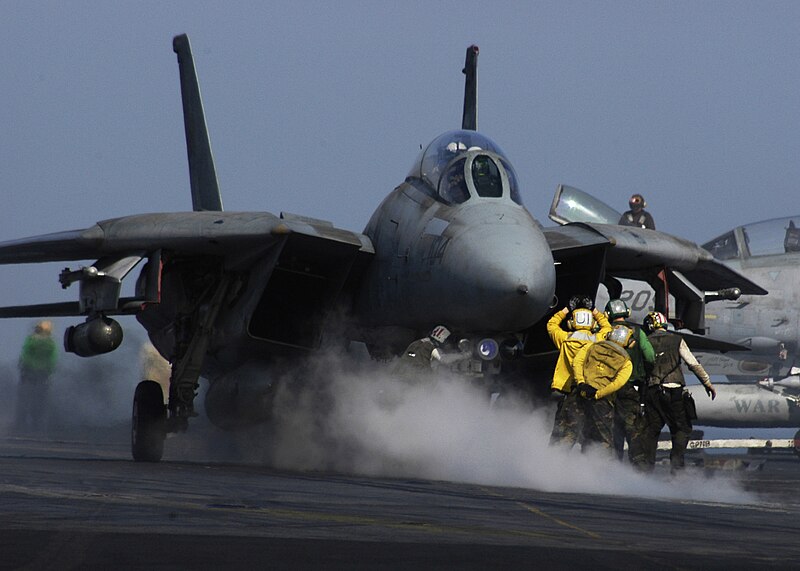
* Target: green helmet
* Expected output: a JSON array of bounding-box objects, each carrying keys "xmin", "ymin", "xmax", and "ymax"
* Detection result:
[{"xmin": 605, "ymin": 298, "xmax": 630, "ymax": 320}]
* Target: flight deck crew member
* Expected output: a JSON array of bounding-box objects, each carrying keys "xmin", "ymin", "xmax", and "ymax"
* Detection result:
[
  {"xmin": 14, "ymin": 320, "xmax": 58, "ymax": 432},
  {"xmin": 396, "ymin": 325, "xmax": 452, "ymax": 378},
  {"xmin": 547, "ymin": 295, "xmax": 612, "ymax": 448},
  {"xmin": 572, "ymin": 325, "xmax": 634, "ymax": 453},
  {"xmin": 637, "ymin": 312, "xmax": 716, "ymax": 472},
  {"xmin": 604, "ymin": 299, "xmax": 655, "ymax": 463},
  {"xmin": 618, "ymin": 194, "xmax": 655, "ymax": 230}
]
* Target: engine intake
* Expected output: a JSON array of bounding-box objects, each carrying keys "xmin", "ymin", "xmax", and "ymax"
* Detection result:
[{"xmin": 64, "ymin": 316, "xmax": 123, "ymax": 357}]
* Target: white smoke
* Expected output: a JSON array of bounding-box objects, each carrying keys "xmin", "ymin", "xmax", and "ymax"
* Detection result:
[
  {"xmin": 0, "ymin": 331, "xmax": 145, "ymax": 440},
  {"xmin": 0, "ymin": 337, "xmax": 757, "ymax": 505},
  {"xmin": 221, "ymin": 350, "xmax": 755, "ymax": 505}
]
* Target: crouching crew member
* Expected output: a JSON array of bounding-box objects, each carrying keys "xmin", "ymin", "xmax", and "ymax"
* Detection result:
[
  {"xmin": 637, "ymin": 312, "xmax": 717, "ymax": 472},
  {"xmin": 547, "ymin": 295, "xmax": 611, "ymax": 448},
  {"xmin": 572, "ymin": 325, "xmax": 634, "ymax": 454},
  {"xmin": 605, "ymin": 299, "xmax": 654, "ymax": 463},
  {"xmin": 397, "ymin": 325, "xmax": 452, "ymax": 377}
]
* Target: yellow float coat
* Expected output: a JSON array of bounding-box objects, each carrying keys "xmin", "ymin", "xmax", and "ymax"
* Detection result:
[{"xmin": 547, "ymin": 310, "xmax": 611, "ymax": 393}]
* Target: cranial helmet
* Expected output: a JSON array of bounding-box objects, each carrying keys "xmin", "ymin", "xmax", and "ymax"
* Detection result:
[
  {"xmin": 629, "ymin": 193, "xmax": 646, "ymax": 210},
  {"xmin": 568, "ymin": 294, "xmax": 594, "ymax": 312},
  {"xmin": 569, "ymin": 308, "xmax": 595, "ymax": 331},
  {"xmin": 607, "ymin": 324, "xmax": 634, "ymax": 347},
  {"xmin": 429, "ymin": 325, "xmax": 451, "ymax": 347},
  {"xmin": 35, "ymin": 320, "xmax": 53, "ymax": 335},
  {"xmin": 643, "ymin": 311, "xmax": 668, "ymax": 334},
  {"xmin": 605, "ymin": 298, "xmax": 630, "ymax": 320}
]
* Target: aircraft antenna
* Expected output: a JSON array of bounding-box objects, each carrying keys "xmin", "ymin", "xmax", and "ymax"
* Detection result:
[
  {"xmin": 461, "ymin": 45, "xmax": 479, "ymax": 131},
  {"xmin": 173, "ymin": 34, "xmax": 224, "ymax": 212}
]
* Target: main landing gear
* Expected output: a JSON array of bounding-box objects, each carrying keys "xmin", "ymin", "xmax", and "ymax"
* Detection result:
[{"xmin": 131, "ymin": 380, "xmax": 167, "ymax": 462}]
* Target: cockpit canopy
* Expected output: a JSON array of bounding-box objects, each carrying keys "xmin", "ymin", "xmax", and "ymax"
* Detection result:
[
  {"xmin": 408, "ymin": 130, "xmax": 523, "ymax": 205},
  {"xmin": 703, "ymin": 216, "xmax": 800, "ymax": 260},
  {"xmin": 548, "ymin": 184, "xmax": 622, "ymax": 226}
]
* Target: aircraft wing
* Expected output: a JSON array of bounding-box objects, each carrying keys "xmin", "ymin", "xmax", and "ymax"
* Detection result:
[
  {"xmin": 543, "ymin": 184, "xmax": 767, "ymax": 334},
  {"xmin": 542, "ymin": 221, "xmax": 764, "ymax": 295},
  {"xmin": 676, "ymin": 330, "xmax": 749, "ymax": 353},
  {"xmin": 0, "ymin": 211, "xmax": 373, "ymax": 264},
  {"xmin": 541, "ymin": 222, "xmax": 610, "ymax": 254},
  {"xmin": 546, "ymin": 184, "xmax": 767, "ymax": 295},
  {"xmin": 0, "ymin": 211, "xmax": 374, "ymax": 317},
  {"xmin": 574, "ymin": 222, "xmax": 767, "ymax": 295}
]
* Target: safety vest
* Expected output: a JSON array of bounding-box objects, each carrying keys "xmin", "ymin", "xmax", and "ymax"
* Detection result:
[
  {"xmin": 624, "ymin": 212, "xmax": 647, "ymax": 227},
  {"xmin": 621, "ymin": 210, "xmax": 655, "ymax": 229},
  {"xmin": 397, "ymin": 338, "xmax": 435, "ymax": 373},
  {"xmin": 647, "ymin": 330, "xmax": 685, "ymax": 386},
  {"xmin": 19, "ymin": 333, "xmax": 57, "ymax": 374},
  {"xmin": 582, "ymin": 340, "xmax": 630, "ymax": 391}
]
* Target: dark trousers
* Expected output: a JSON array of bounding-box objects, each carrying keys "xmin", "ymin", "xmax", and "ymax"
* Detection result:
[
  {"xmin": 612, "ymin": 382, "xmax": 644, "ymax": 462},
  {"xmin": 581, "ymin": 396, "xmax": 615, "ymax": 454},
  {"xmin": 637, "ymin": 385, "xmax": 692, "ymax": 471},
  {"xmin": 14, "ymin": 370, "xmax": 51, "ymax": 432},
  {"xmin": 550, "ymin": 389, "xmax": 614, "ymax": 455},
  {"xmin": 549, "ymin": 390, "xmax": 583, "ymax": 448}
]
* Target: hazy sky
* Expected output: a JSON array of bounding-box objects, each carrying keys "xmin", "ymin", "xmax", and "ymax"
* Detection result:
[{"xmin": 2, "ymin": 2, "xmax": 799, "ymax": 369}]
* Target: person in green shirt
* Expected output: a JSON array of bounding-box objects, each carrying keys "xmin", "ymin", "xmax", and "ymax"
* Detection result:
[
  {"xmin": 15, "ymin": 320, "xmax": 58, "ymax": 432},
  {"xmin": 604, "ymin": 299, "xmax": 655, "ymax": 463}
]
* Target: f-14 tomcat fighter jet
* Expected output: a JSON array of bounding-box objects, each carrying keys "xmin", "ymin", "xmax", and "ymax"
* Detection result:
[{"xmin": 0, "ymin": 37, "xmax": 761, "ymax": 462}]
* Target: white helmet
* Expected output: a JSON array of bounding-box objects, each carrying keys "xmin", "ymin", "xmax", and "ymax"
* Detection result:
[
  {"xmin": 568, "ymin": 308, "xmax": 595, "ymax": 331},
  {"xmin": 429, "ymin": 325, "xmax": 451, "ymax": 347}
]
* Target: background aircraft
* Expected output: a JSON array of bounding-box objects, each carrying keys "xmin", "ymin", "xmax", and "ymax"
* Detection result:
[
  {"xmin": 0, "ymin": 36, "xmax": 764, "ymax": 462},
  {"xmin": 544, "ymin": 184, "xmax": 765, "ymax": 333},
  {"xmin": 686, "ymin": 376, "xmax": 800, "ymax": 430},
  {"xmin": 584, "ymin": 208, "xmax": 800, "ymax": 384},
  {"xmin": 692, "ymin": 219, "xmax": 800, "ymax": 437},
  {"xmin": 551, "ymin": 189, "xmax": 800, "ymax": 435},
  {"xmin": 699, "ymin": 216, "xmax": 800, "ymax": 379}
]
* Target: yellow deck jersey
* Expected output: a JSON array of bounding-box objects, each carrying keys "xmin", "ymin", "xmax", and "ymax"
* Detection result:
[{"xmin": 574, "ymin": 340, "xmax": 633, "ymax": 400}]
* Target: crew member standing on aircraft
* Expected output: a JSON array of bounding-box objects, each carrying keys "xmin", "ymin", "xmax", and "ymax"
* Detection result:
[
  {"xmin": 14, "ymin": 320, "xmax": 58, "ymax": 432},
  {"xmin": 618, "ymin": 194, "xmax": 655, "ymax": 230},
  {"xmin": 572, "ymin": 325, "xmax": 634, "ymax": 453},
  {"xmin": 547, "ymin": 295, "xmax": 612, "ymax": 448},
  {"xmin": 605, "ymin": 299, "xmax": 654, "ymax": 463},
  {"xmin": 638, "ymin": 312, "xmax": 716, "ymax": 473}
]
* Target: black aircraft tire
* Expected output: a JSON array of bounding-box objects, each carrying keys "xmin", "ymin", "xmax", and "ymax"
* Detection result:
[{"xmin": 132, "ymin": 380, "xmax": 167, "ymax": 462}]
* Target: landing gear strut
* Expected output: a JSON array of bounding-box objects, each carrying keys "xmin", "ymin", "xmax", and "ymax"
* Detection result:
[{"xmin": 132, "ymin": 380, "xmax": 167, "ymax": 462}]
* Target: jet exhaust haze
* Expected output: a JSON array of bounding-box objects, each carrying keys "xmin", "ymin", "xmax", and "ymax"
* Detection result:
[
  {"xmin": 199, "ymin": 350, "xmax": 755, "ymax": 505},
  {"xmin": 0, "ymin": 336, "xmax": 753, "ymax": 504},
  {"xmin": 0, "ymin": 332, "xmax": 145, "ymax": 441}
]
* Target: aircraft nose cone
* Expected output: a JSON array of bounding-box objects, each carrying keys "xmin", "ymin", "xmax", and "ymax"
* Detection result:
[{"xmin": 441, "ymin": 209, "xmax": 556, "ymax": 331}]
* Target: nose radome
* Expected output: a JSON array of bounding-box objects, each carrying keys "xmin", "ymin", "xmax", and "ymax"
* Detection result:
[{"xmin": 442, "ymin": 212, "xmax": 556, "ymax": 331}]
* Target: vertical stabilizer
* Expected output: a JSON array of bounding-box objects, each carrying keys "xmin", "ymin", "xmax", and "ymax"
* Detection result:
[
  {"xmin": 173, "ymin": 34, "xmax": 224, "ymax": 212},
  {"xmin": 461, "ymin": 45, "xmax": 479, "ymax": 131}
]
